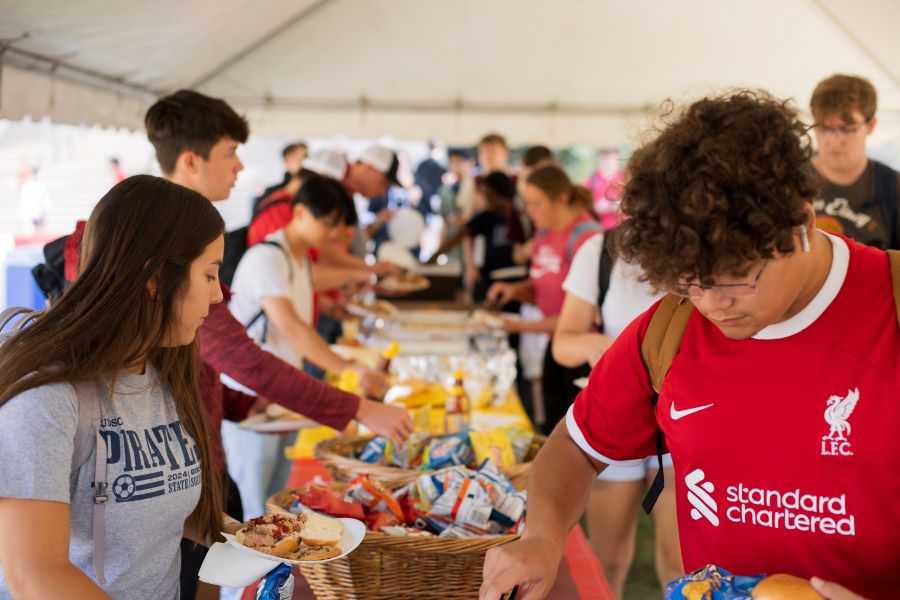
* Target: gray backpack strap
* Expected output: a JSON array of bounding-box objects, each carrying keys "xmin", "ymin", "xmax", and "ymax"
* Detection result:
[
  {"xmin": 565, "ymin": 220, "xmax": 602, "ymax": 262},
  {"xmin": 72, "ymin": 382, "xmax": 108, "ymax": 585}
]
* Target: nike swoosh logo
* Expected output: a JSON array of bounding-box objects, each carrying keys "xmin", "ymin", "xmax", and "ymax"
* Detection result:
[{"xmin": 670, "ymin": 402, "xmax": 715, "ymax": 421}]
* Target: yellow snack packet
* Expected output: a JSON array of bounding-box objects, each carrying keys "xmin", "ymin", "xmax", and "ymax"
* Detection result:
[{"xmin": 469, "ymin": 428, "xmax": 516, "ymax": 469}]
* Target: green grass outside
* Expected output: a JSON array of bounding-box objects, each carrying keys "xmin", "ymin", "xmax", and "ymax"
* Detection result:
[
  {"xmin": 623, "ymin": 511, "xmax": 664, "ymax": 599},
  {"xmin": 581, "ymin": 509, "xmax": 665, "ymax": 599}
]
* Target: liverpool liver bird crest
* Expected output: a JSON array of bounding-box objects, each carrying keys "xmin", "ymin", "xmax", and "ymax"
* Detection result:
[{"xmin": 823, "ymin": 388, "xmax": 859, "ymax": 441}]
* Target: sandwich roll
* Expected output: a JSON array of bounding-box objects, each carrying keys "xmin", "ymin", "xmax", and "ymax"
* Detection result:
[
  {"xmin": 235, "ymin": 514, "xmax": 306, "ymax": 558},
  {"xmin": 299, "ymin": 511, "xmax": 342, "ymax": 546},
  {"xmin": 752, "ymin": 574, "xmax": 824, "ymax": 600}
]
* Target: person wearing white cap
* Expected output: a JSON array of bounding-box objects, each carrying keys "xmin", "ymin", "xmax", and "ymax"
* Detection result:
[
  {"xmin": 345, "ymin": 145, "xmax": 401, "ymax": 199},
  {"xmin": 303, "ymin": 149, "xmax": 348, "ymax": 181}
]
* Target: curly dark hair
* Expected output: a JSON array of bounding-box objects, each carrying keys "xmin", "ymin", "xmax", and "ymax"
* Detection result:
[{"xmin": 617, "ymin": 90, "xmax": 818, "ymax": 288}]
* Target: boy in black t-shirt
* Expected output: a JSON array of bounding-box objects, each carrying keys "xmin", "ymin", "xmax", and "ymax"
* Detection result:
[
  {"xmin": 810, "ymin": 74, "xmax": 900, "ymax": 249},
  {"xmin": 426, "ymin": 171, "xmax": 525, "ymax": 300}
]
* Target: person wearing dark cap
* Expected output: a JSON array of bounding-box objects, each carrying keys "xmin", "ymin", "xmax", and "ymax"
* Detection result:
[{"xmin": 426, "ymin": 170, "xmax": 526, "ymax": 300}]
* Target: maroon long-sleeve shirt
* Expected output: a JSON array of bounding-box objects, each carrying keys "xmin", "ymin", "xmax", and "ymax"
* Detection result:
[
  {"xmin": 60, "ymin": 226, "xmax": 359, "ymax": 472},
  {"xmin": 199, "ymin": 297, "xmax": 360, "ymax": 470}
]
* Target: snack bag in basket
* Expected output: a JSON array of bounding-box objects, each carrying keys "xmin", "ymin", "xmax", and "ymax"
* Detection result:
[
  {"xmin": 432, "ymin": 465, "xmax": 475, "ymax": 494},
  {"xmin": 359, "ymin": 436, "xmax": 388, "ymax": 464},
  {"xmin": 415, "ymin": 473, "xmax": 440, "ymax": 510},
  {"xmin": 365, "ymin": 510, "xmax": 401, "ymax": 531},
  {"xmin": 469, "ymin": 429, "xmax": 516, "ymax": 468},
  {"xmin": 429, "ymin": 476, "xmax": 493, "ymax": 530},
  {"xmin": 506, "ymin": 429, "xmax": 534, "ymax": 464},
  {"xmin": 346, "ymin": 474, "xmax": 405, "ymax": 521},
  {"xmin": 295, "ymin": 484, "xmax": 365, "ymax": 520},
  {"xmin": 422, "ymin": 432, "xmax": 474, "ymax": 470},
  {"xmin": 475, "ymin": 460, "xmax": 527, "ymax": 525},
  {"xmin": 384, "ymin": 431, "xmax": 429, "ymax": 468}
]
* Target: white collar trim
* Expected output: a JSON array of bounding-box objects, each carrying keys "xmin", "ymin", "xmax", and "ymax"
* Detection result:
[{"xmin": 752, "ymin": 232, "xmax": 848, "ymax": 340}]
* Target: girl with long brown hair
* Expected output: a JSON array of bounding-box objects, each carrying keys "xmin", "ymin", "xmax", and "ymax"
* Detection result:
[
  {"xmin": 486, "ymin": 164, "xmax": 600, "ymax": 436},
  {"xmin": 0, "ymin": 175, "xmax": 225, "ymax": 599}
]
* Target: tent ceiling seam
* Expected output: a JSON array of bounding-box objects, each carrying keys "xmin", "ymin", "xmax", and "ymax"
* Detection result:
[
  {"xmin": 1, "ymin": 45, "xmax": 160, "ymax": 100},
  {"xmin": 188, "ymin": 0, "xmax": 335, "ymax": 91},
  {"xmin": 807, "ymin": 0, "xmax": 900, "ymax": 90},
  {"xmin": 229, "ymin": 95, "xmax": 655, "ymax": 117}
]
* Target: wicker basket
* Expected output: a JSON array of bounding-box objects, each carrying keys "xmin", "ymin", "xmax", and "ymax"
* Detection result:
[
  {"xmin": 266, "ymin": 489, "xmax": 518, "ymax": 599},
  {"xmin": 313, "ymin": 433, "xmax": 545, "ymax": 491}
]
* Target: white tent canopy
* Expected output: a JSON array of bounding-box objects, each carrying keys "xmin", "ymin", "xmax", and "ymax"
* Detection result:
[{"xmin": 2, "ymin": 0, "xmax": 900, "ymax": 146}]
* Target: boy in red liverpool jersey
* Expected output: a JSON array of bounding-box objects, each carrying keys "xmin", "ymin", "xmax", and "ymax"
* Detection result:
[{"xmin": 481, "ymin": 91, "xmax": 898, "ymax": 600}]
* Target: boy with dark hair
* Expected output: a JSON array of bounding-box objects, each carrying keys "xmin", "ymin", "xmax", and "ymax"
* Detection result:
[
  {"xmin": 810, "ymin": 74, "xmax": 900, "ymax": 249},
  {"xmin": 521, "ymin": 145, "xmax": 556, "ymax": 171},
  {"xmin": 253, "ymin": 141, "xmax": 309, "ymax": 212},
  {"xmin": 144, "ymin": 89, "xmax": 249, "ymax": 201},
  {"xmin": 478, "ymin": 133, "xmax": 511, "ymax": 172},
  {"xmin": 481, "ymin": 91, "xmax": 899, "ymax": 600}
]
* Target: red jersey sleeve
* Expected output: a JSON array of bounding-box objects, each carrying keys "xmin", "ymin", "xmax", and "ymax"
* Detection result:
[
  {"xmin": 199, "ymin": 300, "xmax": 360, "ymax": 429},
  {"xmin": 566, "ymin": 301, "xmax": 663, "ymax": 466}
]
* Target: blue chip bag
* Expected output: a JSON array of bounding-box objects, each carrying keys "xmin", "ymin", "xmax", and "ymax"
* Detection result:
[
  {"xmin": 665, "ymin": 565, "xmax": 764, "ymax": 600},
  {"xmin": 359, "ymin": 436, "xmax": 388, "ymax": 464},
  {"xmin": 255, "ymin": 563, "xmax": 294, "ymax": 600},
  {"xmin": 422, "ymin": 432, "xmax": 474, "ymax": 470}
]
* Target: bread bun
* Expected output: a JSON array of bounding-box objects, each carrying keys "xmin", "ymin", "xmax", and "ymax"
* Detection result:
[
  {"xmin": 265, "ymin": 403, "xmax": 287, "ymax": 419},
  {"xmin": 752, "ymin": 574, "xmax": 824, "ymax": 600},
  {"xmin": 299, "ymin": 511, "xmax": 342, "ymax": 546},
  {"xmin": 259, "ymin": 535, "xmax": 300, "ymax": 558},
  {"xmin": 288, "ymin": 544, "xmax": 342, "ymax": 561}
]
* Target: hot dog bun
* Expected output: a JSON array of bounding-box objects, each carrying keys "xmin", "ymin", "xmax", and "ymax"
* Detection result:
[
  {"xmin": 299, "ymin": 511, "xmax": 342, "ymax": 546},
  {"xmin": 751, "ymin": 574, "xmax": 824, "ymax": 600}
]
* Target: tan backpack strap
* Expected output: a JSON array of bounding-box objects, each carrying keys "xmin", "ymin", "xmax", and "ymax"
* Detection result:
[
  {"xmin": 641, "ymin": 294, "xmax": 694, "ymax": 393},
  {"xmin": 888, "ymin": 250, "xmax": 900, "ymax": 328}
]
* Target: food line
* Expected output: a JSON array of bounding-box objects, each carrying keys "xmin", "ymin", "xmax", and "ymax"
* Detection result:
[{"xmin": 233, "ymin": 297, "xmax": 614, "ymax": 599}]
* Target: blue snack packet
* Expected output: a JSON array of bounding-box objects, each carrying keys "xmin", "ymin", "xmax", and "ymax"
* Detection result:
[
  {"xmin": 359, "ymin": 437, "xmax": 388, "ymax": 464},
  {"xmin": 665, "ymin": 565, "xmax": 764, "ymax": 600},
  {"xmin": 255, "ymin": 563, "xmax": 294, "ymax": 600},
  {"xmin": 422, "ymin": 433, "xmax": 474, "ymax": 470}
]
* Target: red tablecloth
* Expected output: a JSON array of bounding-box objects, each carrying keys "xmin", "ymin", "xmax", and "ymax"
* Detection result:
[{"xmin": 240, "ymin": 459, "xmax": 613, "ymax": 600}]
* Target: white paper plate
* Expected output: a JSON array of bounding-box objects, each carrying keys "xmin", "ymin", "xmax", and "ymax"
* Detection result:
[
  {"xmin": 238, "ymin": 414, "xmax": 319, "ymax": 433},
  {"xmin": 376, "ymin": 241, "xmax": 418, "ymax": 269},
  {"xmin": 377, "ymin": 274, "xmax": 430, "ymax": 293},
  {"xmin": 574, "ymin": 377, "xmax": 589, "ymax": 389},
  {"xmin": 489, "ymin": 265, "xmax": 528, "ymax": 280},
  {"xmin": 386, "ymin": 208, "xmax": 426, "ymax": 248},
  {"xmin": 199, "ymin": 518, "xmax": 366, "ymax": 587},
  {"xmin": 224, "ymin": 517, "xmax": 365, "ymax": 565}
]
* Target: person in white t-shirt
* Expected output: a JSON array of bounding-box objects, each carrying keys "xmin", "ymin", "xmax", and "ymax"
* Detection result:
[
  {"xmin": 225, "ymin": 175, "xmax": 388, "ymax": 518},
  {"xmin": 551, "ymin": 230, "xmax": 681, "ymax": 598}
]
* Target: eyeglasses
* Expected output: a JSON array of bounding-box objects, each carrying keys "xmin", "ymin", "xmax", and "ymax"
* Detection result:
[
  {"xmin": 812, "ymin": 120, "xmax": 869, "ymax": 138},
  {"xmin": 668, "ymin": 259, "xmax": 769, "ymax": 299}
]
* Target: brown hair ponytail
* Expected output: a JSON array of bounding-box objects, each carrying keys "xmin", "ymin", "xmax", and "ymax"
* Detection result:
[{"xmin": 526, "ymin": 165, "xmax": 598, "ymax": 219}]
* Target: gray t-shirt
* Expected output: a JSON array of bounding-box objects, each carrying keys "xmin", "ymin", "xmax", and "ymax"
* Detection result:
[{"xmin": 0, "ymin": 367, "xmax": 202, "ymax": 599}]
